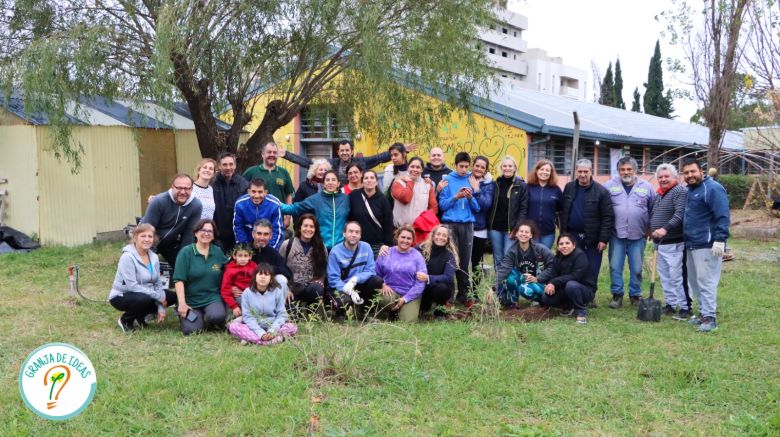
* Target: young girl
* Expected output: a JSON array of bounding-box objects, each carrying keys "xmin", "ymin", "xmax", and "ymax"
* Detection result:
[
  {"xmin": 220, "ymin": 244, "xmax": 257, "ymax": 321},
  {"xmin": 228, "ymin": 263, "xmax": 298, "ymax": 345}
]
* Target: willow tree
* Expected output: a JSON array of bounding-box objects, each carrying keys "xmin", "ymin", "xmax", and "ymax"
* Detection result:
[{"xmin": 1, "ymin": 0, "xmax": 496, "ymax": 169}]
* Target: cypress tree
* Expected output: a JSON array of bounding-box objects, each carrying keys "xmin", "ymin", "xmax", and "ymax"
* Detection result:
[
  {"xmin": 614, "ymin": 58, "xmax": 625, "ymax": 109},
  {"xmin": 599, "ymin": 62, "xmax": 615, "ymax": 107},
  {"xmin": 643, "ymin": 40, "xmax": 673, "ymax": 118},
  {"xmin": 631, "ymin": 87, "xmax": 641, "ymax": 112}
]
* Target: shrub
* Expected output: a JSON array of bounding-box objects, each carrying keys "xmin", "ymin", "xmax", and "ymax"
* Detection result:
[{"xmin": 719, "ymin": 174, "xmax": 755, "ymax": 209}]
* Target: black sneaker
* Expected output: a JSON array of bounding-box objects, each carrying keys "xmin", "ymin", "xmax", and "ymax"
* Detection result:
[
  {"xmin": 558, "ymin": 308, "xmax": 575, "ymax": 317},
  {"xmin": 662, "ymin": 304, "xmax": 676, "ymax": 315},
  {"xmin": 117, "ymin": 317, "xmax": 133, "ymax": 333},
  {"xmin": 608, "ymin": 295, "xmax": 623, "ymax": 309},
  {"xmin": 673, "ymin": 308, "xmax": 692, "ymax": 321},
  {"xmin": 629, "ymin": 296, "xmax": 641, "ymax": 306}
]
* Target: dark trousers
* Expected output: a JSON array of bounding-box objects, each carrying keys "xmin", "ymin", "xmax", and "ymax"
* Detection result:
[
  {"xmin": 682, "ymin": 252, "xmax": 692, "ymax": 309},
  {"xmin": 110, "ymin": 291, "xmax": 177, "ymax": 326},
  {"xmin": 421, "ymin": 282, "xmax": 453, "ymax": 313},
  {"xmin": 573, "ymin": 234, "xmax": 603, "ymax": 292},
  {"xmin": 179, "ymin": 300, "xmax": 227, "ymax": 336},
  {"xmin": 444, "ymin": 222, "xmax": 474, "ymax": 302},
  {"xmin": 471, "ymin": 235, "xmax": 488, "ymax": 281},
  {"xmin": 329, "ymin": 275, "xmax": 383, "ymax": 307},
  {"xmin": 156, "ymin": 241, "xmax": 183, "ymax": 271},
  {"xmin": 541, "ymin": 280, "xmax": 594, "ymax": 316},
  {"xmin": 293, "ymin": 282, "xmax": 325, "ymax": 304}
]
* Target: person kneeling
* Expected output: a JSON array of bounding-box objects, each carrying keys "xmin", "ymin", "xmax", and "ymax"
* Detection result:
[
  {"xmin": 375, "ymin": 226, "xmax": 427, "ymax": 322},
  {"xmin": 228, "ymin": 263, "xmax": 297, "ymax": 345},
  {"xmin": 494, "ymin": 221, "xmax": 555, "ymax": 308},
  {"xmin": 536, "ymin": 233, "xmax": 596, "ymax": 324}
]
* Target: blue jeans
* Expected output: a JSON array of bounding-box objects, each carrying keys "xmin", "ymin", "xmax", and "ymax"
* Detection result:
[
  {"xmin": 488, "ymin": 230, "xmax": 512, "ymax": 269},
  {"xmin": 538, "ymin": 234, "xmax": 556, "ymax": 249},
  {"xmin": 608, "ymin": 237, "xmax": 646, "ymax": 297}
]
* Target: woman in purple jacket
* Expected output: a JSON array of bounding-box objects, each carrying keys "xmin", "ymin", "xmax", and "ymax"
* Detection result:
[
  {"xmin": 375, "ymin": 226, "xmax": 427, "ymax": 322},
  {"xmin": 526, "ymin": 159, "xmax": 563, "ymax": 249}
]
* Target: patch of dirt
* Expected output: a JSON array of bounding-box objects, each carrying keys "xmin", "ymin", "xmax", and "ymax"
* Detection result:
[{"xmin": 500, "ymin": 306, "xmax": 556, "ymax": 322}]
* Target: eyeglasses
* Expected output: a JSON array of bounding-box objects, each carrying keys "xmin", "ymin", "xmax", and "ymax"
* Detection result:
[
  {"xmin": 173, "ymin": 186, "xmax": 193, "ymax": 191},
  {"xmin": 198, "ymin": 229, "xmax": 214, "ymax": 234}
]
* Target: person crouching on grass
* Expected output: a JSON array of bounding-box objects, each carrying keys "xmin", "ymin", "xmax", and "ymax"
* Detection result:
[
  {"xmin": 228, "ymin": 263, "xmax": 298, "ymax": 345},
  {"xmin": 220, "ymin": 244, "xmax": 256, "ymax": 324},
  {"xmin": 374, "ymin": 226, "xmax": 428, "ymax": 322},
  {"xmin": 536, "ymin": 233, "xmax": 596, "ymax": 324}
]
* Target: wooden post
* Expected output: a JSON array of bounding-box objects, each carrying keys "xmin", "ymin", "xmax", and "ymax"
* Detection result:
[{"xmin": 571, "ymin": 111, "xmax": 580, "ymax": 176}]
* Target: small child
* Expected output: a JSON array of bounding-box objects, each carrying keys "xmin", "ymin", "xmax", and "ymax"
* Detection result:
[
  {"xmin": 220, "ymin": 244, "xmax": 256, "ymax": 322},
  {"xmin": 228, "ymin": 263, "xmax": 297, "ymax": 345}
]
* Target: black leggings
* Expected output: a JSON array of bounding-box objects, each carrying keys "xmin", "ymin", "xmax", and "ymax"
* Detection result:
[
  {"xmin": 293, "ymin": 282, "xmax": 325, "ymax": 304},
  {"xmin": 110, "ymin": 291, "xmax": 177, "ymax": 326},
  {"xmin": 421, "ymin": 282, "xmax": 452, "ymax": 312}
]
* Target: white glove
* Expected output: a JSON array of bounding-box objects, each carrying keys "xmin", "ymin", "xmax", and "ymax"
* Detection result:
[
  {"xmin": 343, "ymin": 277, "xmax": 364, "ymax": 304},
  {"xmin": 711, "ymin": 241, "xmax": 725, "ymax": 257}
]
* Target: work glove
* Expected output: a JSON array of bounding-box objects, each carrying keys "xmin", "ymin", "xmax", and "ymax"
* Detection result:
[
  {"xmin": 343, "ymin": 277, "xmax": 364, "ymax": 305},
  {"xmin": 711, "ymin": 241, "xmax": 725, "ymax": 258}
]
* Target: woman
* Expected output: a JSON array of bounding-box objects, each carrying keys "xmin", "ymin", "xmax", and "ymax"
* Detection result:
[
  {"xmin": 293, "ymin": 159, "xmax": 331, "ymax": 203},
  {"xmin": 382, "ymin": 142, "xmax": 409, "ymax": 191},
  {"xmin": 416, "ymin": 225, "xmax": 458, "ymax": 318},
  {"xmin": 391, "ymin": 157, "xmax": 438, "ymax": 230},
  {"xmin": 173, "ymin": 219, "xmax": 229, "ymax": 335},
  {"xmin": 348, "ymin": 170, "xmax": 394, "ymax": 257},
  {"xmin": 494, "ymin": 220, "xmax": 554, "ymax": 307},
  {"xmin": 536, "ymin": 233, "xmax": 596, "ymax": 324},
  {"xmin": 469, "ymin": 155, "xmax": 495, "ymax": 281},
  {"xmin": 109, "ymin": 224, "xmax": 177, "ymax": 332},
  {"xmin": 192, "ymin": 158, "xmax": 217, "ymax": 220},
  {"xmin": 526, "ymin": 159, "xmax": 563, "ymax": 249},
  {"xmin": 488, "ymin": 155, "xmax": 529, "ymax": 268},
  {"xmin": 281, "ymin": 170, "xmax": 349, "ymax": 249},
  {"xmin": 374, "ymin": 226, "xmax": 428, "ymax": 322},
  {"xmin": 279, "ymin": 214, "xmax": 329, "ymax": 306},
  {"xmin": 342, "ymin": 163, "xmax": 362, "ymax": 195}
]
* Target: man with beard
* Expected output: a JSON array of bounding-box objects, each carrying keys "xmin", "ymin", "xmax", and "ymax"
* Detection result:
[
  {"xmin": 242, "ymin": 142, "xmax": 294, "ymax": 227},
  {"xmin": 212, "ymin": 152, "xmax": 248, "ymax": 252},
  {"xmin": 603, "ymin": 156, "xmax": 656, "ymax": 308}
]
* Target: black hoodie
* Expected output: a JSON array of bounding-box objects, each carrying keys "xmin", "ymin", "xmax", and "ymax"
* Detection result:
[{"xmin": 423, "ymin": 163, "xmax": 452, "ymax": 186}]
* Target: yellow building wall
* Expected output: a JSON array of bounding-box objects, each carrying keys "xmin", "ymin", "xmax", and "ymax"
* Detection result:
[
  {"xmin": 89, "ymin": 127, "xmax": 142, "ymax": 233},
  {"xmin": 175, "ymin": 130, "xmax": 203, "ymax": 176},
  {"xmin": 36, "ymin": 127, "xmax": 98, "ymax": 246},
  {"xmin": 0, "ymin": 125, "xmax": 40, "ymax": 237}
]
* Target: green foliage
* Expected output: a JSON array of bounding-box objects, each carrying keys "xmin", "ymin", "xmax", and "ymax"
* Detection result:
[
  {"xmin": 631, "ymin": 87, "xmax": 641, "ymax": 112},
  {"xmin": 1, "ymin": 238, "xmax": 780, "ymax": 434},
  {"xmin": 1, "ymin": 0, "xmax": 497, "ymax": 167},
  {"xmin": 719, "ymin": 174, "xmax": 778, "ymax": 209},
  {"xmin": 614, "ymin": 58, "xmax": 625, "ymax": 109},
  {"xmin": 643, "ymin": 40, "xmax": 673, "ymax": 118},
  {"xmin": 599, "ymin": 62, "xmax": 615, "ymax": 107}
]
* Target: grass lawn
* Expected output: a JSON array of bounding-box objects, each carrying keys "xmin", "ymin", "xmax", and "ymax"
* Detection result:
[{"xmin": 1, "ymin": 237, "xmax": 779, "ymax": 436}]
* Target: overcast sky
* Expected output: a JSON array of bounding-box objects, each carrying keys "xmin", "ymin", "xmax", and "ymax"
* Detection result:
[{"xmin": 509, "ymin": 0, "xmax": 698, "ymax": 121}]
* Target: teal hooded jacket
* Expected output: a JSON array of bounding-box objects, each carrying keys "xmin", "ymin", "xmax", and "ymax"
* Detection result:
[{"xmin": 280, "ymin": 190, "xmax": 350, "ymax": 249}]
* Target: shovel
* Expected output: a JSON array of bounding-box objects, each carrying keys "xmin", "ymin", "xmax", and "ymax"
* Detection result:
[{"xmin": 637, "ymin": 248, "xmax": 662, "ymax": 322}]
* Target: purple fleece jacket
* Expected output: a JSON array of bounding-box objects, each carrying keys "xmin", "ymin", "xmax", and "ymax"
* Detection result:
[{"xmin": 375, "ymin": 247, "xmax": 427, "ymax": 302}]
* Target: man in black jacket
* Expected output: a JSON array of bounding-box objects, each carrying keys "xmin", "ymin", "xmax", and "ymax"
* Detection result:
[
  {"xmin": 559, "ymin": 159, "xmax": 615, "ymax": 289},
  {"xmin": 212, "ymin": 152, "xmax": 249, "ymax": 253},
  {"xmin": 250, "ymin": 219, "xmax": 293, "ymax": 286}
]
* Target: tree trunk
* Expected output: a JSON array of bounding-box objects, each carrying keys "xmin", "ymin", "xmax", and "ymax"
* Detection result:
[
  {"xmin": 238, "ymin": 99, "xmax": 295, "ymax": 171},
  {"xmin": 171, "ymin": 52, "xmax": 222, "ymax": 160}
]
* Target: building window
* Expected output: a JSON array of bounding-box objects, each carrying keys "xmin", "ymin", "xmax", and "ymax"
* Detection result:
[
  {"xmin": 489, "ymin": 47, "xmax": 495, "ymax": 54},
  {"xmin": 514, "ymin": 31, "xmax": 517, "ymax": 37},
  {"xmin": 300, "ymin": 105, "xmax": 352, "ymax": 140},
  {"xmin": 646, "ymin": 146, "xmax": 681, "ymax": 173},
  {"xmin": 622, "ymin": 145, "xmax": 645, "ymax": 173},
  {"xmin": 530, "ymin": 137, "xmax": 572, "ymax": 175},
  {"xmin": 501, "ymin": 51, "xmax": 508, "ymax": 58},
  {"xmin": 513, "ymin": 54, "xmax": 516, "ymax": 60},
  {"xmin": 502, "ymin": 27, "xmax": 508, "ymax": 34}
]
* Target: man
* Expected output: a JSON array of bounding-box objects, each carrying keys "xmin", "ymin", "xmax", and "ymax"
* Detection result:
[
  {"xmin": 141, "ymin": 174, "xmax": 203, "ymax": 269},
  {"xmin": 438, "ymin": 152, "xmax": 481, "ymax": 305},
  {"xmin": 560, "ymin": 159, "xmax": 614, "ymax": 290},
  {"xmin": 242, "ymin": 142, "xmax": 294, "ymax": 227},
  {"xmin": 279, "ymin": 139, "xmax": 417, "ymax": 184},
  {"xmin": 249, "ymin": 219, "xmax": 292, "ymax": 291},
  {"xmin": 424, "ymin": 146, "xmax": 452, "ymax": 186},
  {"xmin": 327, "ymin": 221, "xmax": 384, "ymax": 308},
  {"xmin": 603, "ymin": 156, "xmax": 656, "ymax": 308},
  {"xmin": 681, "ymin": 158, "xmax": 730, "ymax": 333},
  {"xmin": 233, "ymin": 178, "xmax": 285, "ymax": 250},
  {"xmin": 212, "ymin": 152, "xmax": 249, "ymax": 252},
  {"xmin": 650, "ymin": 163, "xmax": 691, "ymax": 320}
]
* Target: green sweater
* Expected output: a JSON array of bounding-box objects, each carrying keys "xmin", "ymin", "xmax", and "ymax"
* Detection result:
[
  {"xmin": 173, "ymin": 244, "xmax": 228, "ymax": 308},
  {"xmin": 242, "ymin": 165, "xmax": 294, "ymax": 202}
]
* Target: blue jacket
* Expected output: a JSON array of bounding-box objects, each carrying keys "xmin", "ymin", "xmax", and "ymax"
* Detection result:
[
  {"xmin": 684, "ymin": 176, "xmax": 730, "ymax": 249},
  {"xmin": 473, "ymin": 174, "xmax": 495, "ymax": 231},
  {"xmin": 527, "ymin": 183, "xmax": 563, "ymax": 235},
  {"xmin": 280, "ymin": 190, "xmax": 349, "ymax": 249},
  {"xmin": 327, "ymin": 241, "xmax": 377, "ymax": 293},
  {"xmin": 439, "ymin": 172, "xmax": 480, "ymax": 223},
  {"xmin": 233, "ymin": 194, "xmax": 284, "ymax": 250}
]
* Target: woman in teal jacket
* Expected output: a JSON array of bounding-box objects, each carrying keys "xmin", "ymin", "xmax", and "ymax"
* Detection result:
[{"xmin": 280, "ymin": 170, "xmax": 349, "ymax": 249}]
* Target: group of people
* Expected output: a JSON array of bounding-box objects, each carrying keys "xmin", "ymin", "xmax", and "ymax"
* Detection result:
[{"xmin": 108, "ymin": 139, "xmax": 731, "ymax": 344}]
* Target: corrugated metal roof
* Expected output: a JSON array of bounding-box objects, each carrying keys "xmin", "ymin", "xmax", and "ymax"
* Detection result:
[{"xmin": 474, "ymin": 79, "xmax": 743, "ymax": 151}]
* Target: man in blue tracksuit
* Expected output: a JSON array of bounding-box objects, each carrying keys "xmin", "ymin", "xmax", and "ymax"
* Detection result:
[
  {"xmin": 438, "ymin": 152, "xmax": 481, "ymax": 304},
  {"xmin": 681, "ymin": 158, "xmax": 730, "ymax": 333},
  {"xmin": 233, "ymin": 178, "xmax": 284, "ymax": 251}
]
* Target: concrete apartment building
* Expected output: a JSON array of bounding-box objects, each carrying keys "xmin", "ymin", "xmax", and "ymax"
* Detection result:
[{"xmin": 479, "ymin": 3, "xmax": 588, "ymax": 100}]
